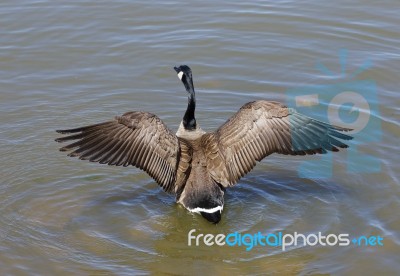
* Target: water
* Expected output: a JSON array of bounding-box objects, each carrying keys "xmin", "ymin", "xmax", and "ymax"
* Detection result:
[{"xmin": 1, "ymin": 0, "xmax": 399, "ymax": 274}]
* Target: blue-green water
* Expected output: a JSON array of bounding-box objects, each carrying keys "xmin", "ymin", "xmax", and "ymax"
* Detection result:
[{"xmin": 1, "ymin": 0, "xmax": 399, "ymax": 274}]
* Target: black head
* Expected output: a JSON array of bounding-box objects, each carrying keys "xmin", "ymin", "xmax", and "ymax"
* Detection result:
[
  {"xmin": 174, "ymin": 65, "xmax": 194, "ymax": 93},
  {"xmin": 174, "ymin": 65, "xmax": 197, "ymax": 130}
]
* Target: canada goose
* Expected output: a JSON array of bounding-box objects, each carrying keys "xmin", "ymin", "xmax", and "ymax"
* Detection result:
[{"xmin": 56, "ymin": 65, "xmax": 352, "ymax": 224}]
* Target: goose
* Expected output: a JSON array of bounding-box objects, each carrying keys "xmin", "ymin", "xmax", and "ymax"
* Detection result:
[{"xmin": 55, "ymin": 65, "xmax": 353, "ymax": 224}]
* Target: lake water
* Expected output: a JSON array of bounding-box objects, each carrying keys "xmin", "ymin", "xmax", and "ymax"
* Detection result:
[{"xmin": 1, "ymin": 0, "xmax": 399, "ymax": 275}]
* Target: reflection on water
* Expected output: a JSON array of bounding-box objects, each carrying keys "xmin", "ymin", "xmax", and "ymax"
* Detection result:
[{"xmin": 1, "ymin": 0, "xmax": 399, "ymax": 274}]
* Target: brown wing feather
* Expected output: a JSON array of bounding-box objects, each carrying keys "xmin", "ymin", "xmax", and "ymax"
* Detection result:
[
  {"xmin": 55, "ymin": 111, "xmax": 180, "ymax": 193},
  {"xmin": 174, "ymin": 138, "xmax": 193, "ymax": 196},
  {"xmin": 204, "ymin": 100, "xmax": 353, "ymax": 187}
]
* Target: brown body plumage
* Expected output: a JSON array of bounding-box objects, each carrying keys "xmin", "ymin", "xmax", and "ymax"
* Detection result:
[{"xmin": 56, "ymin": 65, "xmax": 352, "ymax": 223}]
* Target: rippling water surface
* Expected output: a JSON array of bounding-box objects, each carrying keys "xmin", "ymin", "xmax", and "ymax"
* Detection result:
[{"xmin": 1, "ymin": 0, "xmax": 399, "ymax": 274}]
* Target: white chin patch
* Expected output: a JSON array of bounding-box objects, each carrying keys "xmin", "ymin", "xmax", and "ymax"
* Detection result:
[
  {"xmin": 177, "ymin": 71, "xmax": 184, "ymax": 80},
  {"xmin": 188, "ymin": 205, "xmax": 223, "ymax": 214}
]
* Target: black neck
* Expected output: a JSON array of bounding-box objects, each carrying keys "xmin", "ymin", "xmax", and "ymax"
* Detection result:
[{"xmin": 182, "ymin": 77, "xmax": 196, "ymax": 130}]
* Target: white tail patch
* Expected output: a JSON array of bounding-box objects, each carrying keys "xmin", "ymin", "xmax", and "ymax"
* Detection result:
[
  {"xmin": 177, "ymin": 71, "xmax": 184, "ymax": 80},
  {"xmin": 188, "ymin": 205, "xmax": 223, "ymax": 214}
]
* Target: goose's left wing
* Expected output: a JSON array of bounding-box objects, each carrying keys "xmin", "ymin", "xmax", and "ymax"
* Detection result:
[
  {"xmin": 202, "ymin": 100, "xmax": 353, "ymax": 187},
  {"xmin": 55, "ymin": 111, "xmax": 180, "ymax": 193}
]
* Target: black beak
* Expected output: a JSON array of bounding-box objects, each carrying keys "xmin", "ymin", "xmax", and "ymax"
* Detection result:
[{"xmin": 173, "ymin": 66, "xmax": 180, "ymax": 73}]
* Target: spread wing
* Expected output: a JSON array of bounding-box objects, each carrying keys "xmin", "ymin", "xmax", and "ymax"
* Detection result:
[
  {"xmin": 55, "ymin": 111, "xmax": 180, "ymax": 193},
  {"xmin": 202, "ymin": 100, "xmax": 353, "ymax": 187}
]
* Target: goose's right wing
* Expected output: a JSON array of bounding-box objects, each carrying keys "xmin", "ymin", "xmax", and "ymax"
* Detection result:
[
  {"xmin": 202, "ymin": 100, "xmax": 353, "ymax": 187},
  {"xmin": 55, "ymin": 111, "xmax": 180, "ymax": 193}
]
